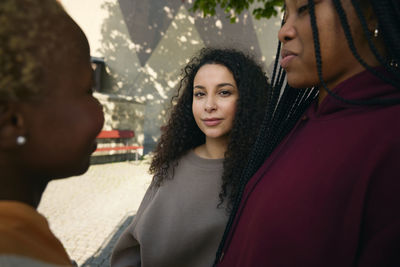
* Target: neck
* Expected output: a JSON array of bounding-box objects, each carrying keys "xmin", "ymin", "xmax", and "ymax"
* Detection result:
[
  {"xmin": 317, "ymin": 88, "xmax": 327, "ymax": 105},
  {"xmin": 0, "ymin": 167, "xmax": 46, "ymax": 209},
  {"xmin": 194, "ymin": 136, "xmax": 229, "ymax": 159}
]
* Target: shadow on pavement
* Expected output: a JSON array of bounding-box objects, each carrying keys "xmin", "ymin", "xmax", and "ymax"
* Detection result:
[{"xmin": 81, "ymin": 214, "xmax": 135, "ymax": 266}]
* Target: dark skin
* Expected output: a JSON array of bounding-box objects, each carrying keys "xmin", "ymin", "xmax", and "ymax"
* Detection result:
[
  {"xmin": 0, "ymin": 104, "xmax": 41, "ymax": 207},
  {"xmin": 0, "ymin": 93, "xmax": 46, "ymax": 207},
  {"xmin": 279, "ymin": 0, "xmax": 386, "ymax": 104},
  {"xmin": 0, "ymin": 12, "xmax": 104, "ymax": 208}
]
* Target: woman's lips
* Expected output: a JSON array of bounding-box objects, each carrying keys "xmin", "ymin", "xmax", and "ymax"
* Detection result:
[
  {"xmin": 203, "ymin": 119, "xmax": 222, "ymax": 126},
  {"xmin": 280, "ymin": 49, "xmax": 297, "ymax": 68},
  {"xmin": 280, "ymin": 54, "xmax": 296, "ymax": 68}
]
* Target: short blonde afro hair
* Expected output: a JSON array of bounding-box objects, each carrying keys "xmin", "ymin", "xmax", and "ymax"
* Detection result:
[{"xmin": 0, "ymin": 0, "xmax": 69, "ymax": 101}]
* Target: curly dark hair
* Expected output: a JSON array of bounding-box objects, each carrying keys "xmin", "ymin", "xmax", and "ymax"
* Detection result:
[{"xmin": 149, "ymin": 47, "xmax": 269, "ymax": 210}]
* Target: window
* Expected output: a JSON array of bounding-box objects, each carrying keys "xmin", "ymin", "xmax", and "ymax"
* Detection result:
[{"xmin": 91, "ymin": 56, "xmax": 105, "ymax": 92}]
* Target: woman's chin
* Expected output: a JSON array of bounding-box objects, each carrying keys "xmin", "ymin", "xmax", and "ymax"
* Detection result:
[
  {"xmin": 54, "ymin": 159, "xmax": 91, "ymax": 180},
  {"xmin": 287, "ymin": 80, "xmax": 312, "ymax": 89},
  {"xmin": 286, "ymin": 73, "xmax": 317, "ymax": 89}
]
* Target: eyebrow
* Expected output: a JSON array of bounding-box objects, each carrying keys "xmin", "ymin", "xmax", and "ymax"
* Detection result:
[{"xmin": 193, "ymin": 83, "xmax": 236, "ymax": 89}]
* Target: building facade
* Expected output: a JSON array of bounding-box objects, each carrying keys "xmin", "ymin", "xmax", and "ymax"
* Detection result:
[{"xmin": 60, "ymin": 0, "xmax": 282, "ymax": 153}]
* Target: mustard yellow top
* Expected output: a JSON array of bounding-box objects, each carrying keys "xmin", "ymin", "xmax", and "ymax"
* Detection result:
[{"xmin": 0, "ymin": 201, "xmax": 72, "ymax": 266}]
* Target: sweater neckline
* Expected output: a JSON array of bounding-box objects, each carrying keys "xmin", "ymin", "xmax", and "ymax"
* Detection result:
[{"xmin": 185, "ymin": 150, "xmax": 224, "ymax": 169}]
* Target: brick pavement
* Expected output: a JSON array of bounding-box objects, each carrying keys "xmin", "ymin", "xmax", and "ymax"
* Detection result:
[{"xmin": 37, "ymin": 160, "xmax": 152, "ymax": 266}]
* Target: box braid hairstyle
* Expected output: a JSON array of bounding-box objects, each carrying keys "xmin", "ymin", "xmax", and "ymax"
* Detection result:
[
  {"xmin": 149, "ymin": 47, "xmax": 269, "ymax": 211},
  {"xmin": 311, "ymin": 0, "xmax": 400, "ymax": 105},
  {"xmin": 213, "ymin": 0, "xmax": 400, "ymax": 265}
]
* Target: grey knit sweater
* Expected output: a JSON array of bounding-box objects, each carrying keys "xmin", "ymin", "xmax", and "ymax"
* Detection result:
[{"xmin": 111, "ymin": 150, "xmax": 228, "ymax": 267}]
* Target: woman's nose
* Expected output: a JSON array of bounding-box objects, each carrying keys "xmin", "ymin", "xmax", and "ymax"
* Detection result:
[
  {"xmin": 205, "ymin": 97, "xmax": 216, "ymax": 112},
  {"xmin": 278, "ymin": 18, "xmax": 296, "ymax": 43}
]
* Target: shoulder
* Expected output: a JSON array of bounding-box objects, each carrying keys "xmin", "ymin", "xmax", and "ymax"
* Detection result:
[
  {"xmin": 0, "ymin": 202, "xmax": 71, "ymax": 266},
  {"xmin": 351, "ymin": 103, "xmax": 400, "ymax": 144},
  {"xmin": 0, "ymin": 255, "xmax": 70, "ymax": 267}
]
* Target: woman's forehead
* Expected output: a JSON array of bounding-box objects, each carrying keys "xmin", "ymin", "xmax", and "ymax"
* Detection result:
[{"xmin": 284, "ymin": 0, "xmax": 304, "ymax": 6}]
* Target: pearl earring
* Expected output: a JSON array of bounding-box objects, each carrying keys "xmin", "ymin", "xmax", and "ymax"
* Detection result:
[
  {"xmin": 390, "ymin": 60, "xmax": 399, "ymax": 68},
  {"xmin": 16, "ymin": 136, "xmax": 26, "ymax": 145},
  {"xmin": 374, "ymin": 28, "xmax": 379, "ymax": 38}
]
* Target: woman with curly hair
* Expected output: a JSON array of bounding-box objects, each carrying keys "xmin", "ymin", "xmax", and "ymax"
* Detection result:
[{"xmin": 111, "ymin": 48, "xmax": 269, "ymax": 267}]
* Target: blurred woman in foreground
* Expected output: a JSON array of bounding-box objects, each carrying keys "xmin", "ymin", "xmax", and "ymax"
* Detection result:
[{"xmin": 0, "ymin": 0, "xmax": 104, "ymax": 265}]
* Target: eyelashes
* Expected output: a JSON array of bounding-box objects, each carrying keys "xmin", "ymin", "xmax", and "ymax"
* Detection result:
[
  {"xmin": 193, "ymin": 89, "xmax": 234, "ymax": 98},
  {"xmin": 297, "ymin": 4, "xmax": 309, "ymax": 15},
  {"xmin": 194, "ymin": 91, "xmax": 205, "ymax": 97},
  {"xmin": 219, "ymin": 90, "xmax": 232, "ymax": 96},
  {"xmin": 283, "ymin": 0, "xmax": 312, "ymax": 22}
]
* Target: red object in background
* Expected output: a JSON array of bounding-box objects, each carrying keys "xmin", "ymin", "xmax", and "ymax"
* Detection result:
[
  {"xmin": 95, "ymin": 130, "xmax": 142, "ymax": 154},
  {"xmin": 96, "ymin": 130, "xmax": 134, "ymax": 139}
]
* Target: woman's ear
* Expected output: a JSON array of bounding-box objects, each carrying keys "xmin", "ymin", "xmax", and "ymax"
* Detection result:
[
  {"xmin": 362, "ymin": 4, "xmax": 378, "ymax": 35},
  {"xmin": 0, "ymin": 103, "xmax": 26, "ymax": 150}
]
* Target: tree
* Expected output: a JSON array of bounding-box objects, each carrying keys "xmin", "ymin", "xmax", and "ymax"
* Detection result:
[{"xmin": 189, "ymin": 0, "xmax": 284, "ymax": 22}]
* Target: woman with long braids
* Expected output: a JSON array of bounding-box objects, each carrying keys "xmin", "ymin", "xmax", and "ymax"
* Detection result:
[
  {"xmin": 111, "ymin": 48, "xmax": 269, "ymax": 267},
  {"xmin": 215, "ymin": 0, "xmax": 400, "ymax": 266}
]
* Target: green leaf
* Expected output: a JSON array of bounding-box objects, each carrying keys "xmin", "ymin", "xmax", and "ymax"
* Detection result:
[{"xmin": 189, "ymin": 0, "xmax": 284, "ymax": 21}]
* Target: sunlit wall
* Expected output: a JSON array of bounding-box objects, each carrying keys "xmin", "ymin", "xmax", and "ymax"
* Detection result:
[{"xmin": 60, "ymin": 0, "xmax": 282, "ymax": 153}]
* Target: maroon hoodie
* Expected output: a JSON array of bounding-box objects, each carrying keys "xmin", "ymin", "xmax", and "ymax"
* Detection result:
[{"xmin": 217, "ymin": 69, "xmax": 400, "ymax": 267}]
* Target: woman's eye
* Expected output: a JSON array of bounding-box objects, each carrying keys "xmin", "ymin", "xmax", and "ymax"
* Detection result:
[
  {"xmin": 194, "ymin": 92, "xmax": 205, "ymax": 97},
  {"xmin": 297, "ymin": 4, "xmax": 308, "ymax": 14},
  {"xmin": 219, "ymin": 90, "xmax": 232, "ymax": 96}
]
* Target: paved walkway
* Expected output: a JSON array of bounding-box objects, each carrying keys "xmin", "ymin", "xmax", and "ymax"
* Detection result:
[{"xmin": 37, "ymin": 160, "xmax": 152, "ymax": 266}]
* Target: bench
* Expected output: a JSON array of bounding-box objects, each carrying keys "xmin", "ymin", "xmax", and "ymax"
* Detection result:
[{"xmin": 95, "ymin": 130, "xmax": 143, "ymax": 161}]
